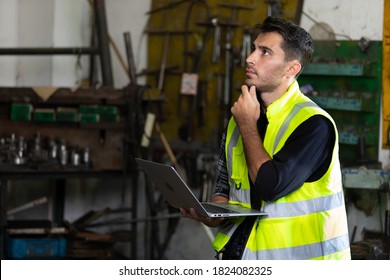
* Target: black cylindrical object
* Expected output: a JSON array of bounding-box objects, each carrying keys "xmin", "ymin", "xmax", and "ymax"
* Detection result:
[{"xmin": 385, "ymin": 210, "xmax": 390, "ymax": 236}]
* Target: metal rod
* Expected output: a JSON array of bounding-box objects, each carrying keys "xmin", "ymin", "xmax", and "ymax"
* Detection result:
[
  {"xmin": 84, "ymin": 213, "xmax": 181, "ymax": 228},
  {"xmin": 0, "ymin": 47, "xmax": 98, "ymax": 55},
  {"xmin": 94, "ymin": 0, "xmax": 113, "ymax": 86},
  {"xmin": 123, "ymin": 32, "xmax": 137, "ymax": 84},
  {"xmin": 7, "ymin": 196, "xmax": 48, "ymax": 216},
  {"xmin": 158, "ymin": 33, "xmax": 170, "ymax": 91}
]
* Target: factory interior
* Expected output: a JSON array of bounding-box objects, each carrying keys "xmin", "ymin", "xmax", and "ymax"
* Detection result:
[{"xmin": 0, "ymin": 0, "xmax": 389, "ymax": 260}]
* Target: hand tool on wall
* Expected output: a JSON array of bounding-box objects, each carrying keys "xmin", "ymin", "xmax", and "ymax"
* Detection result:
[
  {"xmin": 240, "ymin": 29, "xmax": 252, "ymax": 68},
  {"xmin": 218, "ymin": 3, "xmax": 254, "ymax": 125},
  {"xmin": 158, "ymin": 33, "xmax": 170, "ymax": 91},
  {"xmin": 182, "ymin": 0, "xmax": 210, "ymax": 73},
  {"xmin": 178, "ymin": 0, "xmax": 211, "ymax": 137},
  {"xmin": 211, "ymin": 17, "xmax": 221, "ymax": 64},
  {"xmin": 266, "ymin": 0, "xmax": 283, "ymax": 17},
  {"xmin": 223, "ymin": 29, "xmax": 233, "ymax": 109}
]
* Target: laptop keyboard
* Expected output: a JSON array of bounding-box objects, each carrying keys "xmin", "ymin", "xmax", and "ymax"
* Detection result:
[{"xmin": 203, "ymin": 203, "xmax": 238, "ymax": 214}]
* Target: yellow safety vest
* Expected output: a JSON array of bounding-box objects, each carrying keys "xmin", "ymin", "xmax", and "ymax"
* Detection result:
[{"xmin": 212, "ymin": 81, "xmax": 351, "ymax": 260}]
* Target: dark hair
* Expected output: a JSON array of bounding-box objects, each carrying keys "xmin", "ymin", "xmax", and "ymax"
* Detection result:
[{"xmin": 255, "ymin": 16, "xmax": 314, "ymax": 68}]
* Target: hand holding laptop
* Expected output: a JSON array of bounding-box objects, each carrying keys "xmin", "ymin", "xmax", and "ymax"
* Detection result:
[
  {"xmin": 179, "ymin": 207, "xmax": 225, "ymax": 226},
  {"xmin": 179, "ymin": 193, "xmax": 229, "ymax": 225}
]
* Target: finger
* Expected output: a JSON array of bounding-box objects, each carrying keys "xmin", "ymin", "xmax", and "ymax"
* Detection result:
[
  {"xmin": 249, "ymin": 85, "xmax": 257, "ymax": 100},
  {"xmin": 190, "ymin": 208, "xmax": 210, "ymax": 222},
  {"xmin": 241, "ymin": 84, "xmax": 249, "ymax": 95},
  {"xmin": 179, "ymin": 208, "xmax": 190, "ymax": 217},
  {"xmin": 189, "ymin": 208, "xmax": 199, "ymax": 218}
]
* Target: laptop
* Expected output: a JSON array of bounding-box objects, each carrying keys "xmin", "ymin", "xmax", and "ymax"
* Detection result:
[{"xmin": 135, "ymin": 158, "xmax": 268, "ymax": 218}]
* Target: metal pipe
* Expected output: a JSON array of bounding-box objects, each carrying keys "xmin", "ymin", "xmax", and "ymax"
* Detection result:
[
  {"xmin": 84, "ymin": 213, "xmax": 181, "ymax": 228},
  {"xmin": 0, "ymin": 47, "xmax": 98, "ymax": 55},
  {"xmin": 94, "ymin": 0, "xmax": 113, "ymax": 86},
  {"xmin": 123, "ymin": 32, "xmax": 137, "ymax": 84}
]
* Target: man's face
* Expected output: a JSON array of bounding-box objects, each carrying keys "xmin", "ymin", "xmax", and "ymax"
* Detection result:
[{"xmin": 245, "ymin": 32, "xmax": 289, "ymax": 93}]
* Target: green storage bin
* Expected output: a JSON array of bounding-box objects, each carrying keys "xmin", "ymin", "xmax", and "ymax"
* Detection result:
[
  {"xmin": 10, "ymin": 103, "xmax": 33, "ymax": 121},
  {"xmin": 33, "ymin": 108, "xmax": 56, "ymax": 122},
  {"xmin": 56, "ymin": 107, "xmax": 78, "ymax": 123},
  {"xmin": 79, "ymin": 113, "xmax": 100, "ymax": 124}
]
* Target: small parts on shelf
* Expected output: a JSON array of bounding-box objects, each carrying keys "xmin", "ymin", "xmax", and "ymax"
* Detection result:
[{"xmin": 0, "ymin": 133, "xmax": 91, "ymax": 169}]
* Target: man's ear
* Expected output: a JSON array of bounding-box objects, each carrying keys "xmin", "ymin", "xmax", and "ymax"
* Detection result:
[{"xmin": 286, "ymin": 60, "xmax": 302, "ymax": 78}]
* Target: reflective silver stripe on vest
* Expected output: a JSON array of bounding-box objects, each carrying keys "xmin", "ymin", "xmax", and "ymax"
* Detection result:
[
  {"xmin": 227, "ymin": 125, "xmax": 241, "ymax": 187},
  {"xmin": 230, "ymin": 188, "xmax": 251, "ymax": 205},
  {"xmin": 242, "ymin": 233, "xmax": 350, "ymax": 260},
  {"xmin": 273, "ymin": 102, "xmax": 319, "ymax": 155},
  {"xmin": 263, "ymin": 191, "xmax": 345, "ymax": 218}
]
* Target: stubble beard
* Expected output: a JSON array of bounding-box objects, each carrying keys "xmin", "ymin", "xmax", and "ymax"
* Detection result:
[
  {"xmin": 245, "ymin": 77, "xmax": 279, "ymax": 94},
  {"xmin": 245, "ymin": 64, "xmax": 286, "ymax": 95}
]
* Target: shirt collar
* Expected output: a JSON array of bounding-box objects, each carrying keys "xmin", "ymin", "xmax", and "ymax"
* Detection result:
[{"xmin": 266, "ymin": 80, "xmax": 299, "ymax": 121}]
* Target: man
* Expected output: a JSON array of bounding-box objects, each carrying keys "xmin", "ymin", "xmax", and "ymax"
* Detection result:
[{"xmin": 180, "ymin": 16, "xmax": 351, "ymax": 260}]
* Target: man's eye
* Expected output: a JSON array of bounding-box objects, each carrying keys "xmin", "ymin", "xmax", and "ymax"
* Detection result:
[{"xmin": 262, "ymin": 49, "xmax": 270, "ymax": 55}]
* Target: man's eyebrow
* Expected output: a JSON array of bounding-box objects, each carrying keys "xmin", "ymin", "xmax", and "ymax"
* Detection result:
[{"xmin": 254, "ymin": 43, "xmax": 274, "ymax": 54}]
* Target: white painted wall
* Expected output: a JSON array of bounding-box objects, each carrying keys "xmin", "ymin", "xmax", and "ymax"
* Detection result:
[
  {"xmin": 0, "ymin": 0, "xmax": 150, "ymax": 87},
  {"xmin": 301, "ymin": 0, "xmax": 384, "ymax": 40},
  {"xmin": 0, "ymin": 0, "xmax": 18, "ymax": 85},
  {"xmin": 52, "ymin": 0, "xmax": 90, "ymax": 86}
]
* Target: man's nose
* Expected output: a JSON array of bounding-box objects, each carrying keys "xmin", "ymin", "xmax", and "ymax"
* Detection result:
[{"xmin": 246, "ymin": 51, "xmax": 255, "ymax": 65}]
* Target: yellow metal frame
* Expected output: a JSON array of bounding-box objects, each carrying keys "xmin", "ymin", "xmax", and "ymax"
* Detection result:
[{"xmin": 383, "ymin": 0, "xmax": 390, "ymax": 148}]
